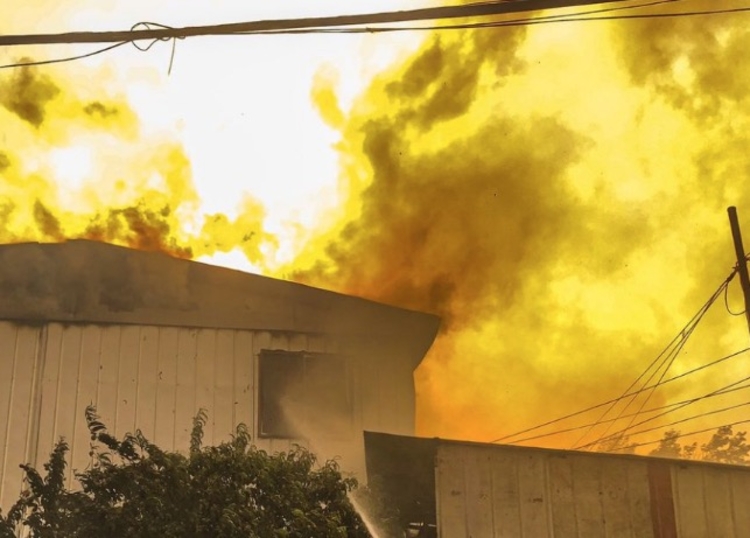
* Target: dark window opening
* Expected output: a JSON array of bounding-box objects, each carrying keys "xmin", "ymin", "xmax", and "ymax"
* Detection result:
[{"xmin": 259, "ymin": 350, "xmax": 351, "ymax": 439}]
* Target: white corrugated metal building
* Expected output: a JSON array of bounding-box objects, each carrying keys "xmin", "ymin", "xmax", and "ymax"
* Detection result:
[
  {"xmin": 0, "ymin": 240, "xmax": 440, "ymax": 510},
  {"xmin": 364, "ymin": 432, "xmax": 750, "ymax": 538}
]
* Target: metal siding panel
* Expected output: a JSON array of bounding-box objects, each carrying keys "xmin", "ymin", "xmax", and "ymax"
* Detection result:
[
  {"xmin": 673, "ymin": 465, "xmax": 708, "ymax": 538},
  {"xmin": 174, "ymin": 328, "xmax": 198, "ymax": 452},
  {"xmin": 518, "ymin": 451, "xmax": 551, "ymax": 537},
  {"xmin": 626, "ymin": 460, "xmax": 654, "ymax": 538},
  {"xmin": 436, "ymin": 446, "xmax": 468, "ymax": 538},
  {"xmin": 136, "ymin": 326, "xmax": 159, "ymax": 442},
  {"xmin": 0, "ymin": 322, "xmax": 19, "ymax": 509},
  {"xmin": 195, "ymin": 329, "xmax": 217, "ymax": 446},
  {"xmin": 154, "ymin": 326, "xmax": 178, "ymax": 450},
  {"xmin": 115, "ymin": 325, "xmax": 140, "ymax": 436},
  {"xmin": 56, "ymin": 325, "xmax": 83, "ymax": 489},
  {"xmin": 702, "ymin": 468, "xmax": 735, "ymax": 538},
  {"xmin": 571, "ymin": 455, "xmax": 605, "ymax": 536},
  {"xmin": 213, "ymin": 329, "xmax": 236, "ymax": 441},
  {"xmin": 0, "ymin": 324, "xmax": 39, "ymax": 509},
  {"xmin": 34, "ymin": 323, "xmax": 64, "ymax": 466},
  {"xmin": 464, "ymin": 448, "xmax": 495, "ymax": 537},
  {"xmin": 548, "ymin": 454, "xmax": 579, "ymax": 537},
  {"xmin": 489, "ymin": 449, "xmax": 522, "ymax": 537},
  {"xmin": 599, "ymin": 457, "xmax": 635, "ymax": 538},
  {"xmin": 730, "ymin": 471, "xmax": 750, "ymax": 535},
  {"xmin": 68, "ymin": 326, "xmax": 103, "ymax": 478},
  {"xmin": 96, "ymin": 326, "xmax": 122, "ymax": 435}
]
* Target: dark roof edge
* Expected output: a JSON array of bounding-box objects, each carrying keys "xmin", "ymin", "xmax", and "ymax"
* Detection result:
[
  {"xmin": 0, "ymin": 241, "xmax": 441, "ymax": 353},
  {"xmin": 363, "ymin": 431, "xmax": 750, "ymax": 473}
]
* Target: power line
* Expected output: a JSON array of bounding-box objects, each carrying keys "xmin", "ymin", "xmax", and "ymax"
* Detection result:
[
  {"xmin": 625, "ymin": 418, "xmax": 750, "ymax": 451},
  {"xmin": 0, "ymin": 0, "xmax": 732, "ymax": 71},
  {"xmin": 578, "ymin": 374, "xmax": 750, "ymax": 450},
  {"xmin": 0, "ymin": 0, "xmax": 634, "ymax": 47},
  {"xmin": 574, "ymin": 272, "xmax": 734, "ymax": 449},
  {"xmin": 491, "ymin": 270, "xmax": 740, "ymax": 444},
  {"xmin": 490, "ymin": 346, "xmax": 750, "ymax": 443},
  {"xmin": 507, "ymin": 378, "xmax": 750, "ymax": 445},
  {"xmin": 590, "ymin": 400, "xmax": 750, "ymax": 448}
]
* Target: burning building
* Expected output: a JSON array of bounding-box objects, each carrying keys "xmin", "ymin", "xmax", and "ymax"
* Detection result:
[{"xmin": 0, "ymin": 240, "xmax": 439, "ymax": 509}]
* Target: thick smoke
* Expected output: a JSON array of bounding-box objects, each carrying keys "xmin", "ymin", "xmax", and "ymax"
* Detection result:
[
  {"xmin": 292, "ymin": 13, "xmax": 750, "ymax": 444},
  {"xmin": 0, "ymin": 63, "xmax": 60, "ymax": 128}
]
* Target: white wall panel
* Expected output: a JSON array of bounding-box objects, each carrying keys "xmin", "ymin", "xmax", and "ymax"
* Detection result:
[
  {"xmin": 153, "ymin": 326, "xmax": 178, "ymax": 450},
  {"xmin": 1, "ymin": 320, "xmax": 409, "ymax": 514},
  {"xmin": 0, "ymin": 323, "xmax": 41, "ymax": 510}
]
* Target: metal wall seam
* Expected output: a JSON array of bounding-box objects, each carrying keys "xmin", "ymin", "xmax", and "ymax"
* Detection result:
[{"xmin": 26, "ymin": 324, "xmax": 48, "ymax": 470}]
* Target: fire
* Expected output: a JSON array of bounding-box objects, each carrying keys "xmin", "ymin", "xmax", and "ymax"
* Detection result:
[
  {"xmin": 286, "ymin": 1, "xmax": 750, "ymax": 445},
  {"xmin": 0, "ymin": 63, "xmax": 275, "ymax": 265},
  {"xmin": 3, "ymin": 0, "xmax": 750, "ymax": 450}
]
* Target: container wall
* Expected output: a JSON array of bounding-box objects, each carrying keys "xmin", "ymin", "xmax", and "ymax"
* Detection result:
[
  {"xmin": 671, "ymin": 462, "xmax": 750, "ymax": 537},
  {"xmin": 435, "ymin": 444, "xmax": 657, "ymax": 538}
]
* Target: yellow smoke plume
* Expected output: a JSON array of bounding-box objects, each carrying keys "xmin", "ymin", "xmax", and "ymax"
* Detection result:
[
  {"xmin": 4, "ymin": 1, "xmax": 750, "ymax": 452},
  {"xmin": 293, "ymin": 2, "xmax": 750, "ymax": 447}
]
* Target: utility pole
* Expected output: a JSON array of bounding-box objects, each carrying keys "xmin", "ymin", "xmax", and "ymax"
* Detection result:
[{"xmin": 727, "ymin": 206, "xmax": 750, "ymax": 337}]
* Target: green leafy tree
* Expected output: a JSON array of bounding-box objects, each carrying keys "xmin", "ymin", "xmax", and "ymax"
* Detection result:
[{"xmin": 0, "ymin": 407, "xmax": 372, "ymax": 538}]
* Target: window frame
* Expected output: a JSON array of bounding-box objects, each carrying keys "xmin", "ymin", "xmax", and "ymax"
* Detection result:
[{"xmin": 257, "ymin": 349, "xmax": 353, "ymax": 440}]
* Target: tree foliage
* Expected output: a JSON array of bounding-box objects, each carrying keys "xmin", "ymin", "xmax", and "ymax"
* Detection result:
[
  {"xmin": 649, "ymin": 425, "xmax": 748, "ymax": 464},
  {"xmin": 0, "ymin": 407, "xmax": 372, "ymax": 538}
]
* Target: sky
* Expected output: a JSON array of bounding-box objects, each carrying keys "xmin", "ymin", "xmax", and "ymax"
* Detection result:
[{"xmin": 3, "ymin": 0, "xmax": 750, "ymax": 454}]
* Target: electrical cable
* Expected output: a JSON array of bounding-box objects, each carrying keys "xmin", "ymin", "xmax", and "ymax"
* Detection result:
[
  {"xmin": 625, "ymin": 418, "xmax": 750, "ymax": 451},
  {"xmin": 490, "ymin": 346, "xmax": 750, "ymax": 444},
  {"xmin": 507, "ymin": 378, "xmax": 750, "ymax": 445},
  {"xmin": 591, "ymin": 400, "xmax": 750, "ymax": 444},
  {"xmin": 1, "ymin": 0, "xmax": 739, "ymax": 70},
  {"xmin": 574, "ymin": 270, "xmax": 735, "ymax": 450},
  {"xmin": 577, "ymin": 374, "xmax": 750, "ymax": 450}
]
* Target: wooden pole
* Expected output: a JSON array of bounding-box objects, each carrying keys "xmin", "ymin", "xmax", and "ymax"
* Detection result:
[{"xmin": 727, "ymin": 206, "xmax": 750, "ymax": 337}]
